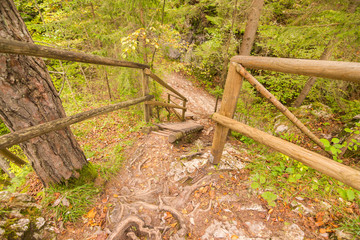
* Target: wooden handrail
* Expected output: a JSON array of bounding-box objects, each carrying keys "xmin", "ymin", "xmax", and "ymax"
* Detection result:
[
  {"xmin": 235, "ymin": 63, "xmax": 328, "ymax": 153},
  {"xmin": 212, "ymin": 113, "xmax": 360, "ymax": 191},
  {"xmin": 144, "ymin": 68, "xmax": 187, "ymax": 101},
  {"xmin": 231, "ymin": 55, "xmax": 360, "ymax": 83},
  {"xmin": 145, "ymin": 101, "xmax": 187, "ymax": 110},
  {"xmin": 0, "ymin": 95, "xmax": 153, "ymax": 149},
  {"xmin": 0, "ymin": 38, "xmax": 149, "ymax": 69}
]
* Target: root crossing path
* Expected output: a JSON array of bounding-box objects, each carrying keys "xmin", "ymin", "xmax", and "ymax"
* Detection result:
[{"xmin": 68, "ymin": 73, "xmax": 317, "ymax": 239}]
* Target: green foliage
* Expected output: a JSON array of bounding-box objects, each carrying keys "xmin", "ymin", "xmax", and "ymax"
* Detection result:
[
  {"xmin": 0, "ymin": 119, "xmax": 10, "ymax": 136},
  {"xmin": 43, "ymin": 183, "xmax": 100, "ymax": 222},
  {"xmin": 261, "ymin": 191, "xmax": 278, "ymax": 207}
]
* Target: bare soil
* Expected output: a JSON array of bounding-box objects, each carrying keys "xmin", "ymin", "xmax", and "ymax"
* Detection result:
[{"xmin": 58, "ymin": 72, "xmax": 328, "ymax": 240}]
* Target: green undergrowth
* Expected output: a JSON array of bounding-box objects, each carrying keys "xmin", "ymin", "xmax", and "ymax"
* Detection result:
[{"xmin": 242, "ymin": 140, "xmax": 360, "ymax": 235}]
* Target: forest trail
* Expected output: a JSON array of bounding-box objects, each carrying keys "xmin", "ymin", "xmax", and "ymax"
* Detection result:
[{"xmin": 61, "ymin": 73, "xmax": 318, "ymax": 240}]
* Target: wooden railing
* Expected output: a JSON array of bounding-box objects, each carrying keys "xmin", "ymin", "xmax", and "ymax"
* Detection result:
[
  {"xmin": 211, "ymin": 56, "xmax": 360, "ymax": 191},
  {"xmin": 0, "ymin": 38, "xmax": 187, "ymax": 164}
]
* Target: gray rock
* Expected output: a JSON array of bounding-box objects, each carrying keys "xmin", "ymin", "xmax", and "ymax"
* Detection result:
[
  {"xmin": 245, "ymin": 221, "xmax": 272, "ymax": 238},
  {"xmin": 335, "ymin": 229, "xmax": 354, "ymax": 240},
  {"xmin": 291, "ymin": 201, "xmax": 315, "ymax": 215},
  {"xmin": 275, "ymin": 125, "xmax": 288, "ymax": 134},
  {"xmin": 283, "ymin": 224, "xmax": 304, "ymax": 240},
  {"xmin": 213, "ymin": 228, "xmax": 228, "ymax": 238},
  {"xmin": 240, "ymin": 204, "xmax": 267, "ymax": 212},
  {"xmin": 353, "ymin": 114, "xmax": 360, "ymax": 120},
  {"xmin": 36, "ymin": 217, "xmax": 46, "ymax": 230},
  {"xmin": 11, "ymin": 218, "xmax": 30, "ymax": 232}
]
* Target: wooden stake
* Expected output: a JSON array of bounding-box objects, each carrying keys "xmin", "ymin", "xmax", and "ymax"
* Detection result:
[
  {"xmin": 234, "ymin": 63, "xmax": 328, "ymax": 153},
  {"xmin": 211, "ymin": 62, "xmax": 243, "ymax": 164},
  {"xmin": 212, "ymin": 113, "xmax": 360, "ymax": 191},
  {"xmin": 142, "ymin": 70, "xmax": 151, "ymax": 122}
]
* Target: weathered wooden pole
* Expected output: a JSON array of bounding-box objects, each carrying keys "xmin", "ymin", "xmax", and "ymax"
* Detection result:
[
  {"xmin": 211, "ymin": 62, "xmax": 243, "ymax": 164},
  {"xmin": 0, "ymin": 149, "xmax": 27, "ymax": 167},
  {"xmin": 182, "ymin": 100, "xmax": 187, "ymax": 121},
  {"xmin": 142, "ymin": 70, "xmax": 151, "ymax": 122},
  {"xmin": 234, "ymin": 63, "xmax": 328, "ymax": 153},
  {"xmin": 0, "ymin": 95, "xmax": 153, "ymax": 149},
  {"xmin": 0, "ymin": 38, "xmax": 149, "ymax": 69},
  {"xmin": 231, "ymin": 55, "xmax": 360, "ymax": 83},
  {"xmin": 212, "ymin": 113, "xmax": 360, "ymax": 191},
  {"xmin": 144, "ymin": 68, "xmax": 187, "ymax": 101}
]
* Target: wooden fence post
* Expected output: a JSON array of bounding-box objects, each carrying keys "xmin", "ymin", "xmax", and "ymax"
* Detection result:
[
  {"xmin": 211, "ymin": 62, "xmax": 243, "ymax": 164},
  {"xmin": 142, "ymin": 70, "xmax": 151, "ymax": 122}
]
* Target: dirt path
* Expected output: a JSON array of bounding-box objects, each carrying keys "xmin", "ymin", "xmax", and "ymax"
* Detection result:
[{"xmin": 62, "ymin": 72, "xmax": 321, "ymax": 239}]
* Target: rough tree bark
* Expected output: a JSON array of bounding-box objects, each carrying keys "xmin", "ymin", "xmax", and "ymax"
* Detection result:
[
  {"xmin": 0, "ymin": 0, "xmax": 88, "ymax": 186},
  {"xmin": 239, "ymin": 0, "xmax": 265, "ymax": 56}
]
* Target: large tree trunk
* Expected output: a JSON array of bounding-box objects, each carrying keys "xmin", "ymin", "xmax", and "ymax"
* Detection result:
[
  {"xmin": 0, "ymin": 0, "xmax": 88, "ymax": 186},
  {"xmin": 239, "ymin": 0, "xmax": 264, "ymax": 56}
]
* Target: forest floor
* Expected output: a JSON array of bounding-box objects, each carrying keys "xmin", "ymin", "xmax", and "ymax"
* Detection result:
[{"xmin": 40, "ymin": 72, "xmax": 354, "ymax": 240}]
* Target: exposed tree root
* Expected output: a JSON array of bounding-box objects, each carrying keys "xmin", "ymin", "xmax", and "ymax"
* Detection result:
[
  {"xmin": 107, "ymin": 215, "xmax": 161, "ymax": 240},
  {"xmin": 172, "ymin": 175, "xmax": 213, "ymax": 208},
  {"xmin": 189, "ymin": 200, "xmax": 212, "ymax": 217},
  {"xmin": 132, "ymin": 200, "xmax": 187, "ymax": 239}
]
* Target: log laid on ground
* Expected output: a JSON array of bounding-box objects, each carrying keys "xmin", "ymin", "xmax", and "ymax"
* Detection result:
[
  {"xmin": 0, "ymin": 95, "xmax": 153, "ymax": 149},
  {"xmin": 235, "ymin": 63, "xmax": 328, "ymax": 153},
  {"xmin": 144, "ymin": 68, "xmax": 187, "ymax": 101},
  {"xmin": 0, "ymin": 38, "xmax": 149, "ymax": 69},
  {"xmin": 212, "ymin": 112, "xmax": 360, "ymax": 191},
  {"xmin": 231, "ymin": 55, "xmax": 360, "ymax": 83},
  {"xmin": 0, "ymin": 149, "xmax": 27, "ymax": 166}
]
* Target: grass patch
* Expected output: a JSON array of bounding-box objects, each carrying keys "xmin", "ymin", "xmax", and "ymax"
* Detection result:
[{"xmin": 43, "ymin": 183, "xmax": 100, "ymax": 222}]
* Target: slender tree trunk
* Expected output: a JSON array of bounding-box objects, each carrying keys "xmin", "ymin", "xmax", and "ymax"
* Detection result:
[
  {"xmin": 239, "ymin": 0, "xmax": 264, "ymax": 56},
  {"xmin": 0, "ymin": 0, "xmax": 87, "ymax": 186},
  {"xmin": 292, "ymin": 41, "xmax": 335, "ymax": 107},
  {"xmin": 292, "ymin": 1, "xmax": 359, "ymax": 108}
]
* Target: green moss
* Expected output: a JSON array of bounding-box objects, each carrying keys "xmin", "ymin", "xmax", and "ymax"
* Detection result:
[{"xmin": 66, "ymin": 163, "xmax": 98, "ymax": 187}]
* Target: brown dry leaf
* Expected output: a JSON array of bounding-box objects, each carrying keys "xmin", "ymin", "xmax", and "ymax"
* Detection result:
[
  {"xmin": 319, "ymin": 228, "xmax": 326, "ymax": 234},
  {"xmin": 86, "ymin": 207, "xmax": 97, "ymax": 219},
  {"xmin": 315, "ymin": 221, "xmax": 324, "ymax": 227},
  {"xmin": 101, "ymin": 198, "xmax": 108, "ymax": 203},
  {"xmin": 209, "ymin": 190, "xmax": 215, "ymax": 199}
]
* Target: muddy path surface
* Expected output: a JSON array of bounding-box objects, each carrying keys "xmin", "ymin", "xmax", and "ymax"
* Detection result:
[{"xmin": 60, "ymin": 72, "xmax": 321, "ymax": 240}]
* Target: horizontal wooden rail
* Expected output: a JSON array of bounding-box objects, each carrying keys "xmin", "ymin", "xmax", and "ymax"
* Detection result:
[
  {"xmin": 145, "ymin": 101, "xmax": 187, "ymax": 110},
  {"xmin": 144, "ymin": 68, "xmax": 187, "ymax": 101},
  {"xmin": 231, "ymin": 55, "xmax": 360, "ymax": 83},
  {"xmin": 235, "ymin": 63, "xmax": 328, "ymax": 153},
  {"xmin": 0, "ymin": 95, "xmax": 153, "ymax": 149},
  {"xmin": 212, "ymin": 113, "xmax": 360, "ymax": 191},
  {"xmin": 0, "ymin": 38, "xmax": 149, "ymax": 69},
  {"xmin": 0, "ymin": 149, "xmax": 27, "ymax": 166}
]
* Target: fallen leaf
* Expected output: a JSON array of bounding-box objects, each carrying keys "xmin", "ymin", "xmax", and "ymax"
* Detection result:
[
  {"xmin": 219, "ymin": 175, "xmax": 224, "ymax": 179},
  {"xmin": 170, "ymin": 222, "xmax": 177, "ymax": 228},
  {"xmin": 53, "ymin": 197, "xmax": 62, "ymax": 207},
  {"xmin": 86, "ymin": 207, "xmax": 97, "ymax": 219},
  {"xmin": 315, "ymin": 221, "xmax": 324, "ymax": 227},
  {"xmin": 319, "ymin": 228, "xmax": 326, "ymax": 234},
  {"xmin": 113, "ymin": 194, "xmax": 118, "ymax": 198},
  {"xmin": 268, "ymin": 209, "xmax": 274, "ymax": 214},
  {"xmin": 61, "ymin": 197, "xmax": 70, "ymax": 207},
  {"xmin": 231, "ymin": 235, "xmax": 239, "ymax": 240}
]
